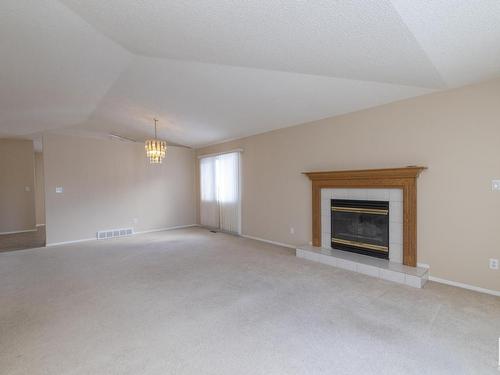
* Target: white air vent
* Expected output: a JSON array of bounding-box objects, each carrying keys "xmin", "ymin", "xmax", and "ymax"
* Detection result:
[{"xmin": 97, "ymin": 227, "xmax": 134, "ymax": 240}]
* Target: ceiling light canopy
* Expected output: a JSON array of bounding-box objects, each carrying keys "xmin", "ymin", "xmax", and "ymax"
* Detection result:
[{"xmin": 145, "ymin": 119, "xmax": 167, "ymax": 164}]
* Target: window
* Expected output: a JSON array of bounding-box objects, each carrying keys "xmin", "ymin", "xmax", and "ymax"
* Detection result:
[{"xmin": 199, "ymin": 151, "xmax": 241, "ymax": 234}]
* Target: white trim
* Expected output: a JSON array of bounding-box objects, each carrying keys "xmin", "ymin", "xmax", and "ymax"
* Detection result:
[
  {"xmin": 429, "ymin": 276, "xmax": 500, "ymax": 297},
  {"xmin": 240, "ymin": 236, "xmax": 499, "ymax": 296},
  {"xmin": 134, "ymin": 224, "xmax": 199, "ymax": 235},
  {"xmin": 36, "ymin": 223, "xmax": 46, "ymax": 227},
  {"xmin": 241, "ymin": 234, "xmax": 295, "ymax": 249},
  {"xmin": 46, "ymin": 237, "xmax": 96, "ymax": 247},
  {"xmin": 0, "ymin": 229, "xmax": 37, "ymax": 235},
  {"xmin": 42, "ymin": 227, "xmax": 500, "ymax": 297},
  {"xmin": 417, "ymin": 262, "xmax": 498, "ymax": 297},
  {"xmin": 197, "ymin": 148, "xmax": 243, "ymax": 159},
  {"xmin": 46, "ymin": 224, "xmax": 199, "ymax": 247}
]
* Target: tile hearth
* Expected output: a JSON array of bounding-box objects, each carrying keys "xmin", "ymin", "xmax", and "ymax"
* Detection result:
[{"xmin": 296, "ymin": 245, "xmax": 428, "ymax": 288}]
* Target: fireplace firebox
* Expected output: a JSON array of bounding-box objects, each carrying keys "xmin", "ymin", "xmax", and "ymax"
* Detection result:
[{"xmin": 331, "ymin": 199, "xmax": 389, "ymax": 259}]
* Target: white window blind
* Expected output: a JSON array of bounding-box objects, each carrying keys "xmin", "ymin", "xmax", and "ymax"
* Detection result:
[{"xmin": 199, "ymin": 151, "xmax": 241, "ymax": 234}]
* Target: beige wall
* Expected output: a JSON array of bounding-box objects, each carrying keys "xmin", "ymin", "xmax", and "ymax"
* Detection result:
[
  {"xmin": 44, "ymin": 133, "xmax": 196, "ymax": 245},
  {"xmin": 197, "ymin": 78, "xmax": 500, "ymax": 292},
  {"xmin": 0, "ymin": 139, "xmax": 36, "ymax": 233},
  {"xmin": 34, "ymin": 152, "xmax": 45, "ymax": 225}
]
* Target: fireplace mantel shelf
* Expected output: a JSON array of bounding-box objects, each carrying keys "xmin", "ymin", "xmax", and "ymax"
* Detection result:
[
  {"xmin": 303, "ymin": 167, "xmax": 426, "ymax": 267},
  {"xmin": 303, "ymin": 166, "xmax": 426, "ymax": 180}
]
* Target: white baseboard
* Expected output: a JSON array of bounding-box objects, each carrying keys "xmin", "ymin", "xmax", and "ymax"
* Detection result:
[
  {"xmin": 46, "ymin": 237, "xmax": 96, "ymax": 247},
  {"xmin": 242, "ymin": 235, "xmax": 499, "ymax": 297},
  {"xmin": 417, "ymin": 262, "xmax": 498, "ymax": 297},
  {"xmin": 134, "ymin": 224, "xmax": 199, "ymax": 235},
  {"xmin": 241, "ymin": 234, "xmax": 296, "ymax": 249},
  {"xmin": 46, "ymin": 224, "xmax": 199, "ymax": 247},
  {"xmin": 428, "ymin": 276, "xmax": 500, "ymax": 297},
  {"xmin": 0, "ymin": 229, "xmax": 37, "ymax": 235},
  {"xmin": 44, "ymin": 227, "xmax": 500, "ymax": 297}
]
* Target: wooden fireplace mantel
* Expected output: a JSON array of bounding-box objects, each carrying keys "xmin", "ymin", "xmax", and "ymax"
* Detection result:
[{"xmin": 303, "ymin": 167, "xmax": 426, "ymax": 267}]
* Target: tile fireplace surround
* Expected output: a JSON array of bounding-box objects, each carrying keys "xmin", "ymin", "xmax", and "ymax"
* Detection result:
[
  {"xmin": 298, "ymin": 167, "xmax": 428, "ymax": 288},
  {"xmin": 321, "ymin": 188, "xmax": 404, "ymax": 262}
]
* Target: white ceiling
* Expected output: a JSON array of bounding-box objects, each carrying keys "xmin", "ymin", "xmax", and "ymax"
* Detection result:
[
  {"xmin": 0, "ymin": 0, "xmax": 131, "ymax": 137},
  {"xmin": 79, "ymin": 56, "xmax": 433, "ymax": 147},
  {"xmin": 58, "ymin": 0, "xmax": 445, "ymax": 87},
  {"xmin": 1, "ymin": 0, "xmax": 499, "ymax": 147}
]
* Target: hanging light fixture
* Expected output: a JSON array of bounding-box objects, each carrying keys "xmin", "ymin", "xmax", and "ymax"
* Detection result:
[{"xmin": 145, "ymin": 118, "xmax": 167, "ymax": 164}]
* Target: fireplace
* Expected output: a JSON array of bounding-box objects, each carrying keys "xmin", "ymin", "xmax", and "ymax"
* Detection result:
[
  {"xmin": 331, "ymin": 199, "xmax": 389, "ymax": 259},
  {"xmin": 304, "ymin": 167, "xmax": 426, "ymax": 266}
]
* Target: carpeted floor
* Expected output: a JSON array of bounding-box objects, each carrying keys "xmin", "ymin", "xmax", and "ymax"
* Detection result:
[{"xmin": 0, "ymin": 227, "xmax": 499, "ymax": 374}]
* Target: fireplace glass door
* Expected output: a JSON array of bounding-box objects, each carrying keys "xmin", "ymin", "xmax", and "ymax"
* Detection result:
[{"xmin": 331, "ymin": 199, "xmax": 389, "ymax": 259}]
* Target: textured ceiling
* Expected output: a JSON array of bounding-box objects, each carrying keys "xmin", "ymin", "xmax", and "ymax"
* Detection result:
[
  {"xmin": 0, "ymin": 0, "xmax": 131, "ymax": 136},
  {"xmin": 391, "ymin": 0, "xmax": 500, "ymax": 87},
  {"xmin": 1, "ymin": 0, "xmax": 499, "ymax": 147},
  {"xmin": 58, "ymin": 0, "xmax": 445, "ymax": 88}
]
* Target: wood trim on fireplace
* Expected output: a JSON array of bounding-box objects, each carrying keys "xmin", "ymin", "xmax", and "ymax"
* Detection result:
[{"xmin": 303, "ymin": 167, "xmax": 426, "ymax": 267}]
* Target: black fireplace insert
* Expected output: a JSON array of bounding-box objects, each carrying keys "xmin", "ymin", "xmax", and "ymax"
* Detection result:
[{"xmin": 331, "ymin": 199, "xmax": 389, "ymax": 259}]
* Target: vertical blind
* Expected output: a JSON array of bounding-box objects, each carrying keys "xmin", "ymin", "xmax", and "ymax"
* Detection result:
[{"xmin": 199, "ymin": 151, "xmax": 241, "ymax": 234}]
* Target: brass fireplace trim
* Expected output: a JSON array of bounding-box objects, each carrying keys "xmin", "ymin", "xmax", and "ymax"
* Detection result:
[
  {"xmin": 303, "ymin": 167, "xmax": 426, "ymax": 267},
  {"xmin": 331, "ymin": 207, "xmax": 388, "ymax": 215},
  {"xmin": 332, "ymin": 237, "xmax": 389, "ymax": 252}
]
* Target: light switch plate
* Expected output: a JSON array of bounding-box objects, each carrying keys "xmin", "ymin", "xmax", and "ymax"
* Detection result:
[
  {"xmin": 25, "ymin": 186, "xmax": 31, "ymax": 192},
  {"xmin": 492, "ymin": 180, "xmax": 500, "ymax": 191},
  {"xmin": 55, "ymin": 187, "xmax": 63, "ymax": 193}
]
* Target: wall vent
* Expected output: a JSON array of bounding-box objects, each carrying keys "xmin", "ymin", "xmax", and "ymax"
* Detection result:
[{"xmin": 97, "ymin": 228, "xmax": 134, "ymax": 240}]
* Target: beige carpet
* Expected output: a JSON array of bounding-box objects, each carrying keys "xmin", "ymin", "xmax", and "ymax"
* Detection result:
[{"xmin": 0, "ymin": 227, "xmax": 499, "ymax": 374}]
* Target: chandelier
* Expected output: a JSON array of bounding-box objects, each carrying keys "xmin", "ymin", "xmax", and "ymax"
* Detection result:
[{"xmin": 145, "ymin": 119, "xmax": 167, "ymax": 164}]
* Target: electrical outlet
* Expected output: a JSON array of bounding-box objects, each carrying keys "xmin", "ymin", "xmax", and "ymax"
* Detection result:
[
  {"xmin": 55, "ymin": 187, "xmax": 63, "ymax": 193},
  {"xmin": 290, "ymin": 227, "xmax": 295, "ymax": 235},
  {"xmin": 492, "ymin": 180, "xmax": 500, "ymax": 191},
  {"xmin": 489, "ymin": 258, "xmax": 499, "ymax": 270},
  {"xmin": 25, "ymin": 186, "xmax": 31, "ymax": 192}
]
